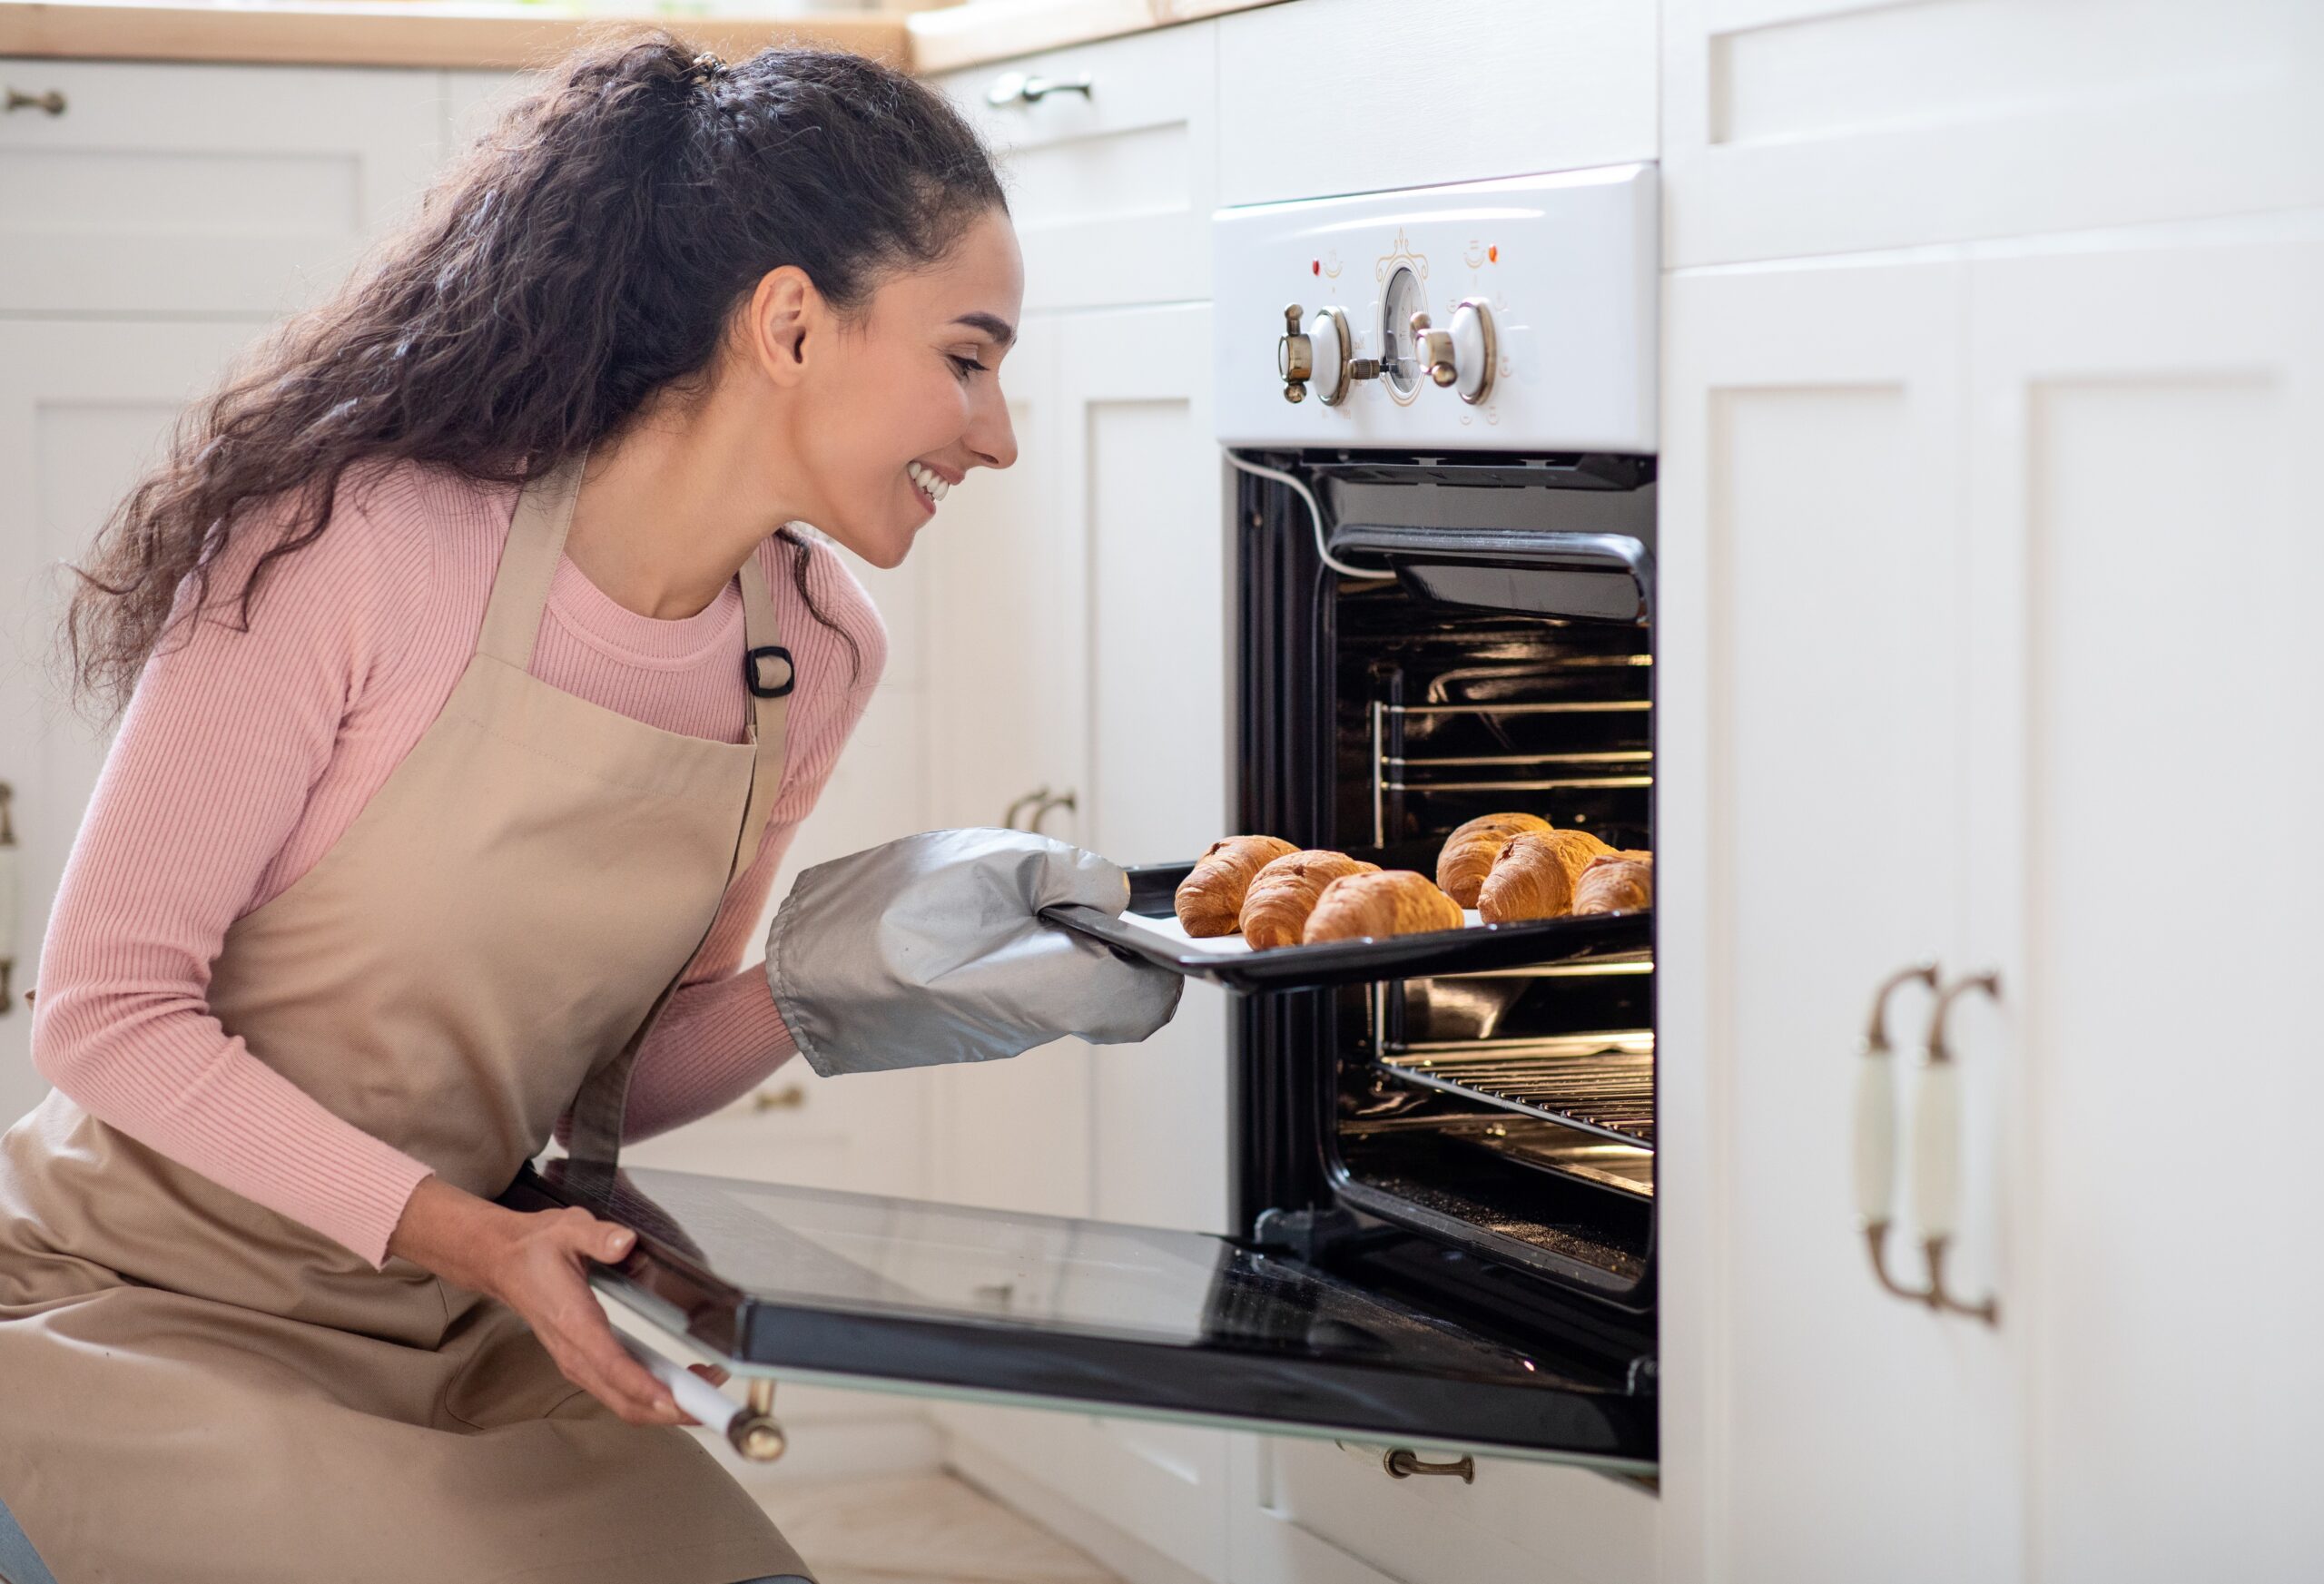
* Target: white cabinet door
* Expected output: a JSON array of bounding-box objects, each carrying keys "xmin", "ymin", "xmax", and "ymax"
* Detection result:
[
  {"xmin": 1659, "ymin": 258, "xmax": 2024, "ymax": 1582},
  {"xmin": 1965, "ymin": 220, "xmax": 2324, "ymax": 1579},
  {"xmin": 0, "ymin": 59, "xmax": 443, "ymax": 314},
  {"xmin": 1659, "ymin": 0, "xmax": 2324, "ymax": 268},
  {"xmin": 0, "ymin": 317, "xmax": 269, "ymax": 1126},
  {"xmin": 936, "ymin": 22, "xmax": 1216, "ymax": 311}
]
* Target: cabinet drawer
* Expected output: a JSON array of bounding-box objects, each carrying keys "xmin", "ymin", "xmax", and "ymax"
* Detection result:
[
  {"xmin": 1661, "ymin": 0, "xmax": 2324, "ymax": 267},
  {"xmin": 0, "ymin": 59, "xmax": 441, "ymax": 314},
  {"xmin": 935, "ymin": 24, "xmax": 1216, "ymax": 310}
]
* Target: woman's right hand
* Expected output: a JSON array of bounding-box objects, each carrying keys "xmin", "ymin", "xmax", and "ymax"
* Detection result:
[{"xmin": 387, "ymin": 1176, "xmax": 687, "ymax": 1428}]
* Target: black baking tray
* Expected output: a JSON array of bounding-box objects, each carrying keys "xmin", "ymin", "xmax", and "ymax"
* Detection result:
[{"xmin": 1040, "ymin": 847, "xmax": 1651, "ymax": 993}]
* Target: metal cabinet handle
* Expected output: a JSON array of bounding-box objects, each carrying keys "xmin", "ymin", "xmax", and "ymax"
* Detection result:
[
  {"xmin": 1913, "ymin": 971, "xmax": 2001, "ymax": 1325},
  {"xmin": 1384, "ymin": 1448, "xmax": 1475, "ymax": 1482},
  {"xmin": 985, "ymin": 70, "xmax": 1093, "ymax": 107},
  {"xmin": 1002, "ymin": 785, "xmax": 1050, "ymax": 830},
  {"xmin": 1028, "ymin": 789, "xmax": 1077, "ymax": 835},
  {"xmin": 749, "ymin": 1084, "xmax": 806, "ymax": 1113},
  {"xmin": 0, "ymin": 782, "xmax": 17, "ymax": 1017},
  {"xmin": 1854, "ymin": 961, "xmax": 1939, "ymax": 1302},
  {"xmin": 5, "ymin": 88, "xmax": 65, "ymax": 116}
]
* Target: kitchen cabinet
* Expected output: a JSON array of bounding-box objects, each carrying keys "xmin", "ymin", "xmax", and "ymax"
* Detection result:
[
  {"xmin": 1659, "ymin": 0, "xmax": 2324, "ymax": 268},
  {"xmin": 936, "ymin": 22, "xmax": 1216, "ymax": 311},
  {"xmin": 0, "ymin": 56, "xmax": 444, "ymax": 314},
  {"xmin": 1659, "ymin": 218, "xmax": 2324, "ymax": 1579},
  {"xmin": 0, "ymin": 317, "xmax": 269, "ymax": 1128}
]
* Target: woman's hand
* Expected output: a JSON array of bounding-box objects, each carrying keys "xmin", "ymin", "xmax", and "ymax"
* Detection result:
[{"xmin": 387, "ymin": 1176, "xmax": 689, "ymax": 1428}]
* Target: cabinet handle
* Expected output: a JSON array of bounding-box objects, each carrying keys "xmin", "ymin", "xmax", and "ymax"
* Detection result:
[
  {"xmin": 1912, "ymin": 971, "xmax": 2001, "ymax": 1325},
  {"xmin": 749, "ymin": 1084, "xmax": 806, "ymax": 1113},
  {"xmin": 985, "ymin": 71, "xmax": 1093, "ymax": 107},
  {"xmin": 1029, "ymin": 789, "xmax": 1077, "ymax": 835},
  {"xmin": 0, "ymin": 782, "xmax": 17, "ymax": 1018},
  {"xmin": 1002, "ymin": 785, "xmax": 1051, "ymax": 831},
  {"xmin": 1854, "ymin": 961, "xmax": 1939, "ymax": 1303},
  {"xmin": 1383, "ymin": 1448, "xmax": 1474, "ymax": 1482},
  {"xmin": 5, "ymin": 88, "xmax": 66, "ymax": 116}
]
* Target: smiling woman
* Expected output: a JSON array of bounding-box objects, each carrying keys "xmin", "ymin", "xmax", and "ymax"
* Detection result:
[{"xmin": 0, "ymin": 33, "xmax": 1049, "ymax": 1584}]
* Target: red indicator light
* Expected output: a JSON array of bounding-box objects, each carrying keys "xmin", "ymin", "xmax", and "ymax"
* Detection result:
[
  {"xmin": 1488, "ymin": 245, "xmax": 1499, "ymax": 263},
  {"xmin": 1311, "ymin": 259, "xmax": 1321, "ymax": 275}
]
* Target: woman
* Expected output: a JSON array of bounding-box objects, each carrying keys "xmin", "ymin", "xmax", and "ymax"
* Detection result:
[{"xmin": 0, "ymin": 37, "xmax": 1173, "ymax": 1584}]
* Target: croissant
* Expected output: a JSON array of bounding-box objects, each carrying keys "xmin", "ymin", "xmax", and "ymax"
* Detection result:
[
  {"xmin": 1302, "ymin": 871, "xmax": 1464, "ymax": 944},
  {"xmin": 1434, "ymin": 812, "xmax": 1552, "ymax": 908},
  {"xmin": 1239, "ymin": 851, "xmax": 1382, "ymax": 949},
  {"xmin": 1572, "ymin": 854, "xmax": 1652, "ymax": 916},
  {"xmin": 1175, "ymin": 835, "xmax": 1299, "ymax": 937},
  {"xmin": 1474, "ymin": 829, "xmax": 1618, "ymax": 923}
]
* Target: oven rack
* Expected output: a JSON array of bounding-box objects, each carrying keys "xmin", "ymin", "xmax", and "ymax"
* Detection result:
[{"xmin": 1374, "ymin": 1034, "xmax": 1655, "ymax": 1148}]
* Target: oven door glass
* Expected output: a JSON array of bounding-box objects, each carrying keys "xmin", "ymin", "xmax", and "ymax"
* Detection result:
[{"xmin": 505, "ymin": 1162, "xmax": 1653, "ymax": 1473}]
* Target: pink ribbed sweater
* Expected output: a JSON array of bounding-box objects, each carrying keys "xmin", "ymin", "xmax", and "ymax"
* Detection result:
[{"xmin": 26, "ymin": 462, "xmax": 884, "ymax": 1268}]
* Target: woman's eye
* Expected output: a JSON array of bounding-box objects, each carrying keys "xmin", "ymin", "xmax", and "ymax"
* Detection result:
[{"xmin": 949, "ymin": 354, "xmax": 989, "ymax": 379}]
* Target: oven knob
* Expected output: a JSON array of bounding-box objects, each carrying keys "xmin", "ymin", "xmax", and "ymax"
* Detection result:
[
  {"xmin": 1277, "ymin": 303, "xmax": 1314, "ymax": 403},
  {"xmin": 1409, "ymin": 297, "xmax": 1499, "ymax": 406},
  {"xmin": 1304, "ymin": 305, "xmax": 1359, "ymax": 406}
]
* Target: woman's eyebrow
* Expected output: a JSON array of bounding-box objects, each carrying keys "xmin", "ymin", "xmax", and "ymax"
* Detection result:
[{"xmin": 950, "ymin": 311, "xmax": 1017, "ymax": 347}]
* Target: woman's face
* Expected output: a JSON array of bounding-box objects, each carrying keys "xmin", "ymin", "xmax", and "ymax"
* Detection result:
[{"xmin": 786, "ymin": 208, "xmax": 1024, "ymax": 569}]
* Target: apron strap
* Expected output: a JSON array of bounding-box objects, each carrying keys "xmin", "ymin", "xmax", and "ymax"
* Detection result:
[
  {"xmin": 564, "ymin": 536, "xmax": 795, "ymax": 1173},
  {"xmin": 478, "ymin": 457, "xmax": 585, "ymax": 673}
]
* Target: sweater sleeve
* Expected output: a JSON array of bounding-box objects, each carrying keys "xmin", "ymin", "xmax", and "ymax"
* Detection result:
[
  {"xmin": 610, "ymin": 537, "xmax": 889, "ymax": 1143},
  {"xmin": 29, "ymin": 483, "xmax": 438, "ymax": 1269}
]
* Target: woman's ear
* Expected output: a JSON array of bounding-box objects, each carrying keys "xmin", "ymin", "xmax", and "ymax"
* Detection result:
[{"xmin": 743, "ymin": 266, "xmax": 822, "ymax": 389}]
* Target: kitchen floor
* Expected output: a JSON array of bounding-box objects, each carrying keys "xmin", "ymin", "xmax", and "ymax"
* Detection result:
[{"xmin": 761, "ymin": 1471, "xmax": 1120, "ymax": 1584}]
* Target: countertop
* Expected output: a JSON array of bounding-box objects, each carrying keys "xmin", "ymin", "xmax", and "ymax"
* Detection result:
[{"xmin": 0, "ymin": 0, "xmax": 1283, "ymax": 72}]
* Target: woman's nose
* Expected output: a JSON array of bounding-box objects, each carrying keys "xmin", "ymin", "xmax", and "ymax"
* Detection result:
[{"xmin": 966, "ymin": 385, "xmax": 1018, "ymax": 472}]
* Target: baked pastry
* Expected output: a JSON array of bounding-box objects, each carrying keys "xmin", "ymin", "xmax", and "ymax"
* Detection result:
[
  {"xmin": 1434, "ymin": 812, "xmax": 1552, "ymax": 908},
  {"xmin": 1572, "ymin": 854, "xmax": 1652, "ymax": 916},
  {"xmin": 1302, "ymin": 871, "xmax": 1464, "ymax": 944},
  {"xmin": 1175, "ymin": 835, "xmax": 1299, "ymax": 937},
  {"xmin": 1239, "ymin": 851, "xmax": 1382, "ymax": 949},
  {"xmin": 1474, "ymin": 829, "xmax": 1618, "ymax": 923}
]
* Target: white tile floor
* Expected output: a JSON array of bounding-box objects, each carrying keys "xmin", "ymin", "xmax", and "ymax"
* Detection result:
[{"xmin": 758, "ymin": 1472, "xmax": 1121, "ymax": 1584}]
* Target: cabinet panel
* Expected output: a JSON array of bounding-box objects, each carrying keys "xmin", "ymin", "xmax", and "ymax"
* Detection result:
[
  {"xmin": 938, "ymin": 22, "xmax": 1215, "ymax": 310},
  {"xmin": 0, "ymin": 318, "xmax": 265, "ymax": 1127},
  {"xmin": 1965, "ymin": 223, "xmax": 2324, "ymax": 1578},
  {"xmin": 0, "ymin": 59, "xmax": 442, "ymax": 313},
  {"xmin": 1216, "ymin": 0, "xmax": 1655, "ymax": 207},
  {"xmin": 1661, "ymin": 0, "xmax": 2324, "ymax": 266},
  {"xmin": 1659, "ymin": 259, "xmax": 2022, "ymax": 1582}
]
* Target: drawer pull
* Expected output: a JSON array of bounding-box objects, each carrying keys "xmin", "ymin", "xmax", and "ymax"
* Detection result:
[
  {"xmin": 985, "ymin": 71, "xmax": 1093, "ymax": 108},
  {"xmin": 750, "ymin": 1084, "xmax": 807, "ymax": 1113},
  {"xmin": 5, "ymin": 88, "xmax": 66, "ymax": 116},
  {"xmin": 1383, "ymin": 1448, "xmax": 1474, "ymax": 1482}
]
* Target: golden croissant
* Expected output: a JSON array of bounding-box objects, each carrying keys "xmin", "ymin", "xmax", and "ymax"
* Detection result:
[
  {"xmin": 1475, "ymin": 829, "xmax": 1618, "ymax": 923},
  {"xmin": 1302, "ymin": 871, "xmax": 1464, "ymax": 944},
  {"xmin": 1239, "ymin": 851, "xmax": 1382, "ymax": 949},
  {"xmin": 1434, "ymin": 812, "xmax": 1552, "ymax": 908},
  {"xmin": 1572, "ymin": 853, "xmax": 1652, "ymax": 916},
  {"xmin": 1174, "ymin": 835, "xmax": 1299, "ymax": 937}
]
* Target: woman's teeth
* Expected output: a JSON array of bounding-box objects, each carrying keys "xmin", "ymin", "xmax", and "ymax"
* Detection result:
[{"xmin": 907, "ymin": 462, "xmax": 949, "ymax": 507}]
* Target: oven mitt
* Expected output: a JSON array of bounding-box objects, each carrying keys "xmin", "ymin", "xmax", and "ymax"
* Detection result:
[{"xmin": 764, "ymin": 827, "xmax": 1186, "ymax": 1077}]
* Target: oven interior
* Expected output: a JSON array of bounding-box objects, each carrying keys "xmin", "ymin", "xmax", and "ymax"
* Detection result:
[{"xmin": 1235, "ymin": 453, "xmax": 1658, "ymax": 1317}]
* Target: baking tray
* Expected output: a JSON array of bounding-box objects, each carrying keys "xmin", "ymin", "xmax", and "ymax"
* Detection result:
[{"xmin": 1040, "ymin": 845, "xmax": 1650, "ymax": 993}]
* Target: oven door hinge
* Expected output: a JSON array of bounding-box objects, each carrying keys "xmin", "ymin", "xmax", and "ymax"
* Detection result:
[
  {"xmin": 1625, "ymin": 1353, "xmax": 1659, "ymax": 1396},
  {"xmin": 1251, "ymin": 1206, "xmax": 1363, "ymax": 1263}
]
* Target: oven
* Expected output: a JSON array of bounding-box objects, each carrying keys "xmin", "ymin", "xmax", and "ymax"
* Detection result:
[{"xmin": 511, "ymin": 164, "xmax": 1662, "ymax": 1478}]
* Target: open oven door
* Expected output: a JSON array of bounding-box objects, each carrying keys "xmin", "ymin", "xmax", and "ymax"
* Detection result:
[{"xmin": 500, "ymin": 1159, "xmax": 1655, "ymax": 1474}]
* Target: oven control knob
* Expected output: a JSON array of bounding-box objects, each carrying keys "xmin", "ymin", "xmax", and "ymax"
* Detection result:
[
  {"xmin": 1409, "ymin": 297, "xmax": 1499, "ymax": 406},
  {"xmin": 1277, "ymin": 303, "xmax": 1314, "ymax": 403},
  {"xmin": 1304, "ymin": 305, "xmax": 1364, "ymax": 406}
]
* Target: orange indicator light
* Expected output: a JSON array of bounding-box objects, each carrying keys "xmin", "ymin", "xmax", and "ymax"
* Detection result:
[{"xmin": 1488, "ymin": 245, "xmax": 1499, "ymax": 263}]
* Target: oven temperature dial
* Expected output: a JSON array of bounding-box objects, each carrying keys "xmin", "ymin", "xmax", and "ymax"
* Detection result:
[
  {"xmin": 1408, "ymin": 297, "xmax": 1498, "ymax": 405},
  {"xmin": 1277, "ymin": 303, "xmax": 1377, "ymax": 406}
]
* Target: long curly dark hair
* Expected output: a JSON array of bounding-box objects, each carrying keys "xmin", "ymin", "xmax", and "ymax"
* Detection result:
[{"xmin": 64, "ymin": 34, "xmax": 1005, "ymax": 716}]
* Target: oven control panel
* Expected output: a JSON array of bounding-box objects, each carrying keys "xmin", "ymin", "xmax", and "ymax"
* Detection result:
[{"xmin": 1215, "ymin": 164, "xmax": 1657, "ymax": 453}]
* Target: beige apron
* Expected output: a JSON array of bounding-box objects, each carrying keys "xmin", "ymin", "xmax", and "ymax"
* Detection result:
[{"xmin": 0, "ymin": 461, "xmax": 812, "ymax": 1584}]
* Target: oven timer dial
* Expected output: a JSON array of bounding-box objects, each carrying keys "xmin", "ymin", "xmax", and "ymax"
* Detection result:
[
  {"xmin": 1408, "ymin": 297, "xmax": 1499, "ymax": 406},
  {"xmin": 1277, "ymin": 304, "xmax": 1377, "ymax": 406}
]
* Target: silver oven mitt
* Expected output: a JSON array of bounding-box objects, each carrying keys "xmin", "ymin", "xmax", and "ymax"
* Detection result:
[{"xmin": 765, "ymin": 828, "xmax": 1186, "ymax": 1077}]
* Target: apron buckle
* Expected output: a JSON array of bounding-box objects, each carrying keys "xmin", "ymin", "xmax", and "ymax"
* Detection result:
[{"xmin": 744, "ymin": 645, "xmax": 796, "ymax": 699}]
